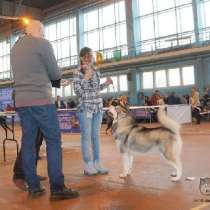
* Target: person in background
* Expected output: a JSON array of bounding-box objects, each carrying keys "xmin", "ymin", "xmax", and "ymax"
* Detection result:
[
  {"xmin": 11, "ymin": 19, "xmax": 79, "ymax": 200},
  {"xmin": 179, "ymin": 95, "xmax": 187, "ymax": 104},
  {"xmin": 190, "ymin": 87, "xmax": 201, "ymax": 124},
  {"xmin": 74, "ymin": 47, "xmax": 113, "ymax": 176},
  {"xmin": 138, "ymin": 92, "xmax": 145, "ymax": 106},
  {"xmin": 201, "ymin": 88, "xmax": 210, "ymax": 110},
  {"xmin": 55, "ymin": 95, "xmax": 66, "ymax": 109},
  {"xmin": 67, "ymin": 100, "xmax": 76, "ymax": 108},
  {"xmin": 183, "ymin": 94, "xmax": 190, "ymax": 104},
  {"xmin": 119, "ymin": 95, "xmax": 129, "ymax": 112},
  {"xmin": 166, "ymin": 92, "xmax": 181, "ymax": 105},
  {"xmin": 150, "ymin": 90, "xmax": 163, "ymax": 105},
  {"xmin": 144, "ymin": 96, "xmax": 152, "ymax": 106}
]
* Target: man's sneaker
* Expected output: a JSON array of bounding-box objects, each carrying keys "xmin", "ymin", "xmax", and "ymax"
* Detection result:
[
  {"xmin": 84, "ymin": 161, "xmax": 98, "ymax": 176},
  {"xmin": 94, "ymin": 161, "xmax": 109, "ymax": 175},
  {"xmin": 13, "ymin": 178, "xmax": 28, "ymax": 191},
  {"xmin": 50, "ymin": 187, "xmax": 79, "ymax": 201},
  {"xmin": 28, "ymin": 186, "xmax": 46, "ymax": 198}
]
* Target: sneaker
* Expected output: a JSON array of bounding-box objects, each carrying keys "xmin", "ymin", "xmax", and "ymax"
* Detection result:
[
  {"xmin": 50, "ymin": 187, "xmax": 79, "ymax": 201},
  {"xmin": 13, "ymin": 178, "xmax": 28, "ymax": 191},
  {"xmin": 28, "ymin": 186, "xmax": 46, "ymax": 198},
  {"xmin": 84, "ymin": 161, "xmax": 98, "ymax": 176},
  {"xmin": 94, "ymin": 161, "xmax": 109, "ymax": 175}
]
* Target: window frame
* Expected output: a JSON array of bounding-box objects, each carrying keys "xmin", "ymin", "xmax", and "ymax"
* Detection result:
[
  {"xmin": 134, "ymin": 0, "xmax": 195, "ymax": 52},
  {"xmin": 100, "ymin": 74, "xmax": 128, "ymax": 94},
  {"xmin": 83, "ymin": 0, "xmax": 128, "ymax": 60},
  {"xmin": 0, "ymin": 39, "xmax": 11, "ymax": 80},
  {"xmin": 141, "ymin": 65, "xmax": 195, "ymax": 90},
  {"xmin": 44, "ymin": 15, "xmax": 78, "ymax": 68}
]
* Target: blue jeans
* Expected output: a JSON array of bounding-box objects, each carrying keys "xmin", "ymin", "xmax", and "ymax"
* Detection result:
[
  {"xmin": 77, "ymin": 107, "xmax": 103, "ymax": 163},
  {"xmin": 17, "ymin": 104, "xmax": 64, "ymax": 192}
]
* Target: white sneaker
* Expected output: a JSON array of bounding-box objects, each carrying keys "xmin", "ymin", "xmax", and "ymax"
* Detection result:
[
  {"xmin": 84, "ymin": 161, "xmax": 98, "ymax": 176},
  {"xmin": 94, "ymin": 161, "xmax": 109, "ymax": 175}
]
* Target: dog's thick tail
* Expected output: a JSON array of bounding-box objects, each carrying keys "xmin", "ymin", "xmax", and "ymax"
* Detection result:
[{"xmin": 157, "ymin": 106, "xmax": 181, "ymax": 134}]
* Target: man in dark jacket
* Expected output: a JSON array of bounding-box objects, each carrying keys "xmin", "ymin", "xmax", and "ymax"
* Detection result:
[
  {"xmin": 166, "ymin": 92, "xmax": 181, "ymax": 105},
  {"xmin": 55, "ymin": 95, "xmax": 66, "ymax": 109}
]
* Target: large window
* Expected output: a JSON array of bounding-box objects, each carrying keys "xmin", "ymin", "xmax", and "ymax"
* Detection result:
[
  {"xmin": 83, "ymin": 0, "xmax": 127, "ymax": 59},
  {"xmin": 0, "ymin": 40, "xmax": 11, "ymax": 80},
  {"xmin": 109, "ymin": 76, "xmax": 118, "ymax": 92},
  {"xmin": 142, "ymin": 65, "xmax": 195, "ymax": 89},
  {"xmin": 100, "ymin": 74, "xmax": 128, "ymax": 93},
  {"xmin": 142, "ymin": 71, "xmax": 153, "ymax": 89},
  {"xmin": 56, "ymin": 87, "xmax": 63, "ymax": 97},
  {"xmin": 45, "ymin": 16, "xmax": 78, "ymax": 68},
  {"xmin": 199, "ymin": 0, "xmax": 210, "ymax": 41},
  {"xmin": 155, "ymin": 70, "xmax": 167, "ymax": 87},
  {"xmin": 134, "ymin": 0, "xmax": 194, "ymax": 52},
  {"xmin": 52, "ymin": 82, "xmax": 77, "ymax": 98},
  {"xmin": 168, "ymin": 68, "xmax": 181, "ymax": 86},
  {"xmin": 64, "ymin": 84, "xmax": 72, "ymax": 97},
  {"xmin": 182, "ymin": 66, "xmax": 195, "ymax": 85},
  {"xmin": 119, "ymin": 75, "xmax": 128, "ymax": 91}
]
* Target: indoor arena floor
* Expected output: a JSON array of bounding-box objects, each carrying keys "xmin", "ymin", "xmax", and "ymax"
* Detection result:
[{"xmin": 1, "ymin": 122, "xmax": 210, "ymax": 210}]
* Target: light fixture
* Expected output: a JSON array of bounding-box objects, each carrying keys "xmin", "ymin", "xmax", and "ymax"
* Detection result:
[
  {"xmin": 22, "ymin": 17, "xmax": 30, "ymax": 25},
  {"xmin": 0, "ymin": 15, "xmax": 30, "ymax": 25}
]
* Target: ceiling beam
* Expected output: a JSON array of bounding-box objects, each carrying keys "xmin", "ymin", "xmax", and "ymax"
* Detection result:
[
  {"xmin": 14, "ymin": 0, "xmax": 24, "ymax": 15},
  {"xmin": 44, "ymin": 0, "xmax": 106, "ymax": 20},
  {"xmin": 0, "ymin": 1, "xmax": 42, "ymax": 18},
  {"xmin": 0, "ymin": 0, "xmax": 3, "ymax": 15},
  {"xmin": 0, "ymin": 0, "xmax": 43, "ymax": 36}
]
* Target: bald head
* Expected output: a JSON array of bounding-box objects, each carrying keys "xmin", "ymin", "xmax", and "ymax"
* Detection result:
[{"xmin": 25, "ymin": 20, "xmax": 44, "ymax": 38}]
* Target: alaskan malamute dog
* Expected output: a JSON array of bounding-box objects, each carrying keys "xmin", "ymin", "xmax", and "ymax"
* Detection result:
[{"xmin": 111, "ymin": 107, "xmax": 182, "ymax": 182}]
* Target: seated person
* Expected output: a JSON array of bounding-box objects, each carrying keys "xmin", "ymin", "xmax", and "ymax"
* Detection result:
[
  {"xmin": 138, "ymin": 92, "xmax": 145, "ymax": 106},
  {"xmin": 119, "ymin": 96, "xmax": 129, "ymax": 112},
  {"xmin": 55, "ymin": 95, "xmax": 66, "ymax": 109},
  {"xmin": 166, "ymin": 92, "xmax": 181, "ymax": 105},
  {"xmin": 150, "ymin": 90, "xmax": 163, "ymax": 105},
  {"xmin": 190, "ymin": 87, "xmax": 201, "ymax": 124},
  {"xmin": 67, "ymin": 100, "xmax": 76, "ymax": 108},
  {"xmin": 201, "ymin": 89, "xmax": 210, "ymax": 110},
  {"xmin": 144, "ymin": 96, "xmax": 152, "ymax": 106}
]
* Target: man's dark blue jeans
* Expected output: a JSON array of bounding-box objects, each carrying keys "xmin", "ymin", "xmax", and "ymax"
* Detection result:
[{"xmin": 17, "ymin": 104, "xmax": 65, "ymax": 192}]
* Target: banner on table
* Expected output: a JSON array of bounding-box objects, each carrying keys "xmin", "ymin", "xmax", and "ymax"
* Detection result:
[
  {"xmin": 167, "ymin": 104, "xmax": 192, "ymax": 124},
  {"xmin": 131, "ymin": 108, "xmax": 152, "ymax": 120},
  {"xmin": 0, "ymin": 88, "xmax": 14, "ymax": 111},
  {"xmin": 57, "ymin": 110, "xmax": 80, "ymax": 133}
]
